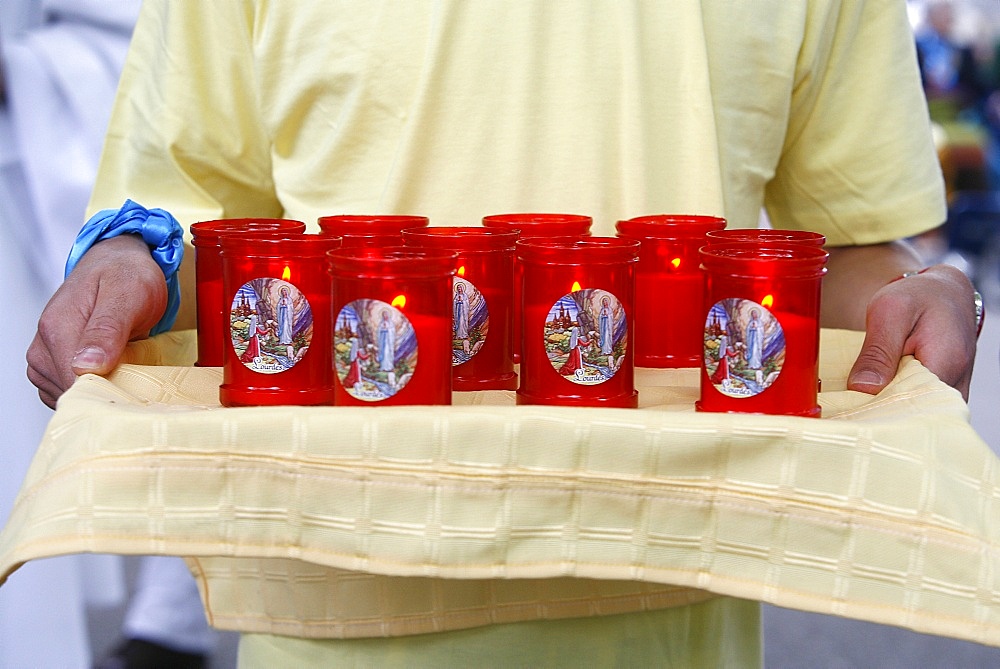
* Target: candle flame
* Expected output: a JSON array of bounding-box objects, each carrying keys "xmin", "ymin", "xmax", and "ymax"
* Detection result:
[
  {"xmin": 670, "ymin": 257, "xmax": 681, "ymax": 269},
  {"xmin": 457, "ymin": 265, "xmax": 465, "ymax": 277},
  {"xmin": 761, "ymin": 294, "xmax": 774, "ymax": 308},
  {"xmin": 571, "ymin": 281, "xmax": 582, "ymax": 292},
  {"xmin": 391, "ymin": 294, "xmax": 406, "ymax": 309},
  {"xmin": 281, "ymin": 265, "xmax": 292, "ymax": 281}
]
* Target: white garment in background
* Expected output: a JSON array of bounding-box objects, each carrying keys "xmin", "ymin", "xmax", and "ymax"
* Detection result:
[
  {"xmin": 3, "ymin": 5, "xmax": 137, "ymax": 292},
  {"xmin": 0, "ymin": 106, "xmax": 95, "ymax": 669},
  {"xmin": 123, "ymin": 557, "xmax": 217, "ymax": 655},
  {"xmin": 0, "ymin": 2, "xmax": 213, "ymax": 666}
]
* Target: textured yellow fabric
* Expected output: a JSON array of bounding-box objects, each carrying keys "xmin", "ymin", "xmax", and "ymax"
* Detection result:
[
  {"xmin": 1, "ymin": 329, "xmax": 996, "ymax": 650},
  {"xmin": 90, "ymin": 1, "xmax": 944, "ymax": 242}
]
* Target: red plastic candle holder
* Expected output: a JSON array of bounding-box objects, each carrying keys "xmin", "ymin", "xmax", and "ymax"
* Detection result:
[
  {"xmin": 696, "ymin": 242, "xmax": 828, "ymax": 417},
  {"xmin": 481, "ymin": 213, "xmax": 593, "ymax": 239},
  {"xmin": 190, "ymin": 218, "xmax": 306, "ymax": 367},
  {"xmin": 328, "ymin": 247, "xmax": 457, "ymax": 406},
  {"xmin": 318, "ymin": 214, "xmax": 429, "ymax": 248},
  {"xmin": 705, "ymin": 228, "xmax": 826, "ymax": 247},
  {"xmin": 402, "ymin": 227, "xmax": 519, "ymax": 391},
  {"xmin": 218, "ymin": 234, "xmax": 342, "ymax": 407},
  {"xmin": 615, "ymin": 214, "xmax": 727, "ymax": 368},
  {"xmin": 516, "ymin": 237, "xmax": 640, "ymax": 408},
  {"xmin": 482, "ymin": 213, "xmax": 593, "ymax": 363}
]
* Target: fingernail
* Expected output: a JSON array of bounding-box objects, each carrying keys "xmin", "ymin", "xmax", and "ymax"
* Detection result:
[
  {"xmin": 850, "ymin": 370, "xmax": 884, "ymax": 387},
  {"xmin": 72, "ymin": 346, "xmax": 106, "ymax": 371}
]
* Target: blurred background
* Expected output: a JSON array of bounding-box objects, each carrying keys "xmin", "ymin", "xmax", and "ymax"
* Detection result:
[
  {"xmin": 771, "ymin": 2, "xmax": 1000, "ymax": 666},
  {"xmin": 2, "ymin": 0, "xmax": 1000, "ymax": 666}
]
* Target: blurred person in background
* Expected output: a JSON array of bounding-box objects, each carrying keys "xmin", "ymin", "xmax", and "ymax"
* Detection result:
[{"xmin": 915, "ymin": 0, "xmax": 988, "ymax": 123}]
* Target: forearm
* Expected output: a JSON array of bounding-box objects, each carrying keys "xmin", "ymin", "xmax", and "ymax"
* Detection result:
[{"xmin": 820, "ymin": 240, "xmax": 926, "ymax": 330}]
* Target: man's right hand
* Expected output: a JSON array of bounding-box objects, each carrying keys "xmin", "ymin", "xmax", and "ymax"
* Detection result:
[{"xmin": 26, "ymin": 234, "xmax": 167, "ymax": 408}]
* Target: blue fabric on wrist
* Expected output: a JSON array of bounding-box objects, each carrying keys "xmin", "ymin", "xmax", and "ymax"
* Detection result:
[{"xmin": 64, "ymin": 199, "xmax": 184, "ymax": 335}]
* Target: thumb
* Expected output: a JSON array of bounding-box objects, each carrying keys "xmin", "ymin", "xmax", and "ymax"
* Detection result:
[
  {"xmin": 70, "ymin": 309, "xmax": 135, "ymax": 377},
  {"xmin": 847, "ymin": 311, "xmax": 909, "ymax": 395},
  {"xmin": 71, "ymin": 282, "xmax": 162, "ymax": 377}
]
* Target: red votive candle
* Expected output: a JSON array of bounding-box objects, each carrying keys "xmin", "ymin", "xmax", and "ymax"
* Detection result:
[
  {"xmin": 481, "ymin": 213, "xmax": 593, "ymax": 238},
  {"xmin": 329, "ymin": 247, "xmax": 456, "ymax": 406},
  {"xmin": 516, "ymin": 237, "xmax": 639, "ymax": 408},
  {"xmin": 402, "ymin": 227, "xmax": 519, "ymax": 391},
  {"xmin": 218, "ymin": 234, "xmax": 342, "ymax": 407},
  {"xmin": 318, "ymin": 214, "xmax": 429, "ymax": 247},
  {"xmin": 705, "ymin": 228, "xmax": 826, "ymax": 247},
  {"xmin": 696, "ymin": 242, "xmax": 828, "ymax": 417},
  {"xmin": 191, "ymin": 218, "xmax": 306, "ymax": 367},
  {"xmin": 482, "ymin": 213, "xmax": 593, "ymax": 363},
  {"xmin": 615, "ymin": 214, "xmax": 727, "ymax": 368}
]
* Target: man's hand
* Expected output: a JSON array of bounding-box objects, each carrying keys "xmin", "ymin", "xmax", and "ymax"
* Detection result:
[
  {"xmin": 847, "ymin": 264, "xmax": 977, "ymax": 400},
  {"xmin": 26, "ymin": 235, "xmax": 167, "ymax": 408},
  {"xmin": 821, "ymin": 241, "xmax": 978, "ymax": 400}
]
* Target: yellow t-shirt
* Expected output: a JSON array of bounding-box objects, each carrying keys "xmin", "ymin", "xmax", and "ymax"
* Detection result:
[
  {"xmin": 83, "ymin": 1, "xmax": 946, "ymax": 665},
  {"xmin": 91, "ymin": 0, "xmax": 944, "ymax": 243},
  {"xmin": 238, "ymin": 599, "xmax": 761, "ymax": 669}
]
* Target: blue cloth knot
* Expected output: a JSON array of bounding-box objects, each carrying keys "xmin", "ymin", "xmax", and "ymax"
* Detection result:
[{"xmin": 65, "ymin": 199, "xmax": 184, "ymax": 335}]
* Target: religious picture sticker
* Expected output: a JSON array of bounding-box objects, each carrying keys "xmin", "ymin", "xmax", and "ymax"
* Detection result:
[
  {"xmin": 230, "ymin": 278, "xmax": 311, "ymax": 373},
  {"xmin": 703, "ymin": 298, "xmax": 784, "ymax": 398},
  {"xmin": 544, "ymin": 289, "xmax": 626, "ymax": 385},
  {"xmin": 334, "ymin": 299, "xmax": 417, "ymax": 401},
  {"xmin": 452, "ymin": 276, "xmax": 488, "ymax": 366}
]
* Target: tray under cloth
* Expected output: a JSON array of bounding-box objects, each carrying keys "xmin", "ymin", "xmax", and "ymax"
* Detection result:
[{"xmin": 1, "ymin": 329, "xmax": 997, "ymax": 644}]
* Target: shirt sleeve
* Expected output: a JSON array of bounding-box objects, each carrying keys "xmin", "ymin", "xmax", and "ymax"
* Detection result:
[
  {"xmin": 87, "ymin": 0, "xmax": 283, "ymax": 233},
  {"xmin": 764, "ymin": 0, "xmax": 947, "ymax": 246}
]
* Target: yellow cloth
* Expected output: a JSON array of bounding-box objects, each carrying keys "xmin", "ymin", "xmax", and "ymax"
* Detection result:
[
  {"xmin": 1, "ymin": 329, "xmax": 997, "ymax": 653},
  {"xmin": 91, "ymin": 0, "xmax": 944, "ymax": 241}
]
